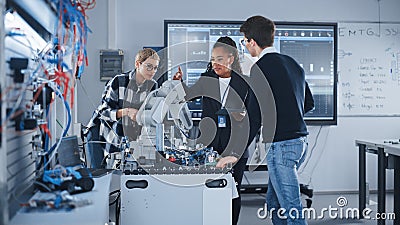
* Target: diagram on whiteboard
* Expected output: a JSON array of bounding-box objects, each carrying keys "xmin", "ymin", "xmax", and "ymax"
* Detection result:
[{"xmin": 338, "ymin": 23, "xmax": 400, "ymax": 116}]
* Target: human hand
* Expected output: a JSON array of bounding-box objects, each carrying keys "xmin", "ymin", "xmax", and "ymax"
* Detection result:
[
  {"xmin": 124, "ymin": 108, "xmax": 138, "ymax": 122},
  {"xmin": 216, "ymin": 156, "xmax": 238, "ymax": 168},
  {"xmin": 172, "ymin": 66, "xmax": 183, "ymax": 80},
  {"xmin": 231, "ymin": 111, "xmax": 246, "ymax": 121}
]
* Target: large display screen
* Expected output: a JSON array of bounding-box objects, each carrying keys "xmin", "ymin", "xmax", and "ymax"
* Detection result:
[{"xmin": 164, "ymin": 20, "xmax": 338, "ymax": 125}]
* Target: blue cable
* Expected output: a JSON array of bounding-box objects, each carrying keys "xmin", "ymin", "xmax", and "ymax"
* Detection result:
[{"xmin": 47, "ymin": 87, "xmax": 71, "ymax": 155}]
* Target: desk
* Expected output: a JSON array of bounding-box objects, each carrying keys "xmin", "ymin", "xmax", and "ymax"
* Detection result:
[
  {"xmin": 355, "ymin": 139, "xmax": 400, "ymax": 225},
  {"xmin": 10, "ymin": 173, "xmax": 113, "ymax": 225}
]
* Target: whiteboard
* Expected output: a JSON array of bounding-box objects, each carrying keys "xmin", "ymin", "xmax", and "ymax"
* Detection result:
[{"xmin": 338, "ymin": 22, "xmax": 400, "ymax": 116}]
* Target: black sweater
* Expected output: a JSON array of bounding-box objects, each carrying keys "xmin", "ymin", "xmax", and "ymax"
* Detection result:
[
  {"xmin": 249, "ymin": 52, "xmax": 314, "ymax": 143},
  {"xmin": 184, "ymin": 71, "xmax": 258, "ymax": 158}
]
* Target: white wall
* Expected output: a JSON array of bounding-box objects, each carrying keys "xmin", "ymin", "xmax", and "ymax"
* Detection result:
[
  {"xmin": 1, "ymin": 0, "xmax": 8, "ymax": 223},
  {"xmin": 77, "ymin": 0, "xmax": 400, "ymax": 192}
]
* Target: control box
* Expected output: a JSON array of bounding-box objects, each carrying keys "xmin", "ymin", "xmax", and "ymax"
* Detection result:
[{"xmin": 100, "ymin": 49, "xmax": 124, "ymax": 81}]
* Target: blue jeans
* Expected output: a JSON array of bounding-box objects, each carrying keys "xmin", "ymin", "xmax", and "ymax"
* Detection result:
[
  {"xmin": 263, "ymin": 136, "xmax": 308, "ymax": 225},
  {"xmin": 85, "ymin": 126, "xmax": 105, "ymax": 169}
]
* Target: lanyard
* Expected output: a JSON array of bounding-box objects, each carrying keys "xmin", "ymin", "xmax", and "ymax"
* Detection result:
[{"xmin": 220, "ymin": 82, "xmax": 230, "ymax": 108}]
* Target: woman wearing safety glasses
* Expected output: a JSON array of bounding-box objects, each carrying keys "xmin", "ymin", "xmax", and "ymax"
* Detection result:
[{"xmin": 84, "ymin": 48, "xmax": 160, "ymax": 168}]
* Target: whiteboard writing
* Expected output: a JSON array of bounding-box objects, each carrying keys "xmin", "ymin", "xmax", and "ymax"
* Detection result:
[
  {"xmin": 339, "ymin": 26, "xmax": 400, "ymax": 37},
  {"xmin": 338, "ymin": 23, "xmax": 400, "ymax": 116}
]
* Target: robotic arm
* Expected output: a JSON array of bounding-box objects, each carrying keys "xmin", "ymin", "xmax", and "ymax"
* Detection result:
[
  {"xmin": 107, "ymin": 81, "xmax": 194, "ymax": 168},
  {"xmin": 136, "ymin": 80, "xmax": 193, "ymax": 133},
  {"xmin": 117, "ymin": 81, "xmax": 225, "ymax": 169}
]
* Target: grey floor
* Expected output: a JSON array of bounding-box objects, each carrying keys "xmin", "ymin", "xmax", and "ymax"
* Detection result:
[{"xmin": 238, "ymin": 193, "xmax": 395, "ymax": 225}]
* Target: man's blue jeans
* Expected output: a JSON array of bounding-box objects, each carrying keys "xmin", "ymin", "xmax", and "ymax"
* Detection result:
[{"xmin": 262, "ymin": 136, "xmax": 308, "ymax": 225}]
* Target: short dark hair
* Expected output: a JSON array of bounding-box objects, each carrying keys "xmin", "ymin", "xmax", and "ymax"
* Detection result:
[{"xmin": 240, "ymin": 15, "xmax": 275, "ymax": 48}]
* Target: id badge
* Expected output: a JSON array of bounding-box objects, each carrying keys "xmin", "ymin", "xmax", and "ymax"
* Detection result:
[{"xmin": 218, "ymin": 115, "xmax": 226, "ymax": 128}]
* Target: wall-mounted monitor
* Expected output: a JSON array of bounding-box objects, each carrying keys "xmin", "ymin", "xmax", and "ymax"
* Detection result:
[{"xmin": 164, "ymin": 20, "xmax": 338, "ymax": 126}]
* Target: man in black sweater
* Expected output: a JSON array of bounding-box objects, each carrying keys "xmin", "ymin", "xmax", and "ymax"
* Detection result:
[{"xmin": 240, "ymin": 16, "xmax": 314, "ymax": 225}]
